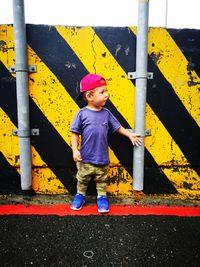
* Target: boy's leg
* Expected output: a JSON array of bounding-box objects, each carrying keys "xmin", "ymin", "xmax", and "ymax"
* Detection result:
[
  {"xmin": 76, "ymin": 162, "xmax": 92, "ymax": 196},
  {"xmin": 94, "ymin": 164, "xmax": 109, "ymax": 196},
  {"xmin": 94, "ymin": 165, "xmax": 110, "ymax": 213},
  {"xmin": 71, "ymin": 162, "xmax": 92, "ymax": 210}
]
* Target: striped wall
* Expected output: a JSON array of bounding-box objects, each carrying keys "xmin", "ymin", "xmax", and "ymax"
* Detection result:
[{"xmin": 0, "ymin": 25, "xmax": 199, "ymax": 198}]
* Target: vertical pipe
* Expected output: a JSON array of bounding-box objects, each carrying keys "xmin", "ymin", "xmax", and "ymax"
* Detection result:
[
  {"xmin": 12, "ymin": 0, "xmax": 32, "ymax": 190},
  {"xmin": 165, "ymin": 0, "xmax": 168, "ymax": 28},
  {"xmin": 133, "ymin": 0, "xmax": 149, "ymax": 191}
]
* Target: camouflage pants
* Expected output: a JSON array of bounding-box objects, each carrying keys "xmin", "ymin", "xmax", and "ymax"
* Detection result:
[{"xmin": 76, "ymin": 162, "xmax": 109, "ymax": 196}]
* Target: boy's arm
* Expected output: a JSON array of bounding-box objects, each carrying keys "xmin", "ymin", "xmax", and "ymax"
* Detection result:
[
  {"xmin": 116, "ymin": 126, "xmax": 142, "ymax": 146},
  {"xmin": 71, "ymin": 132, "xmax": 82, "ymax": 162}
]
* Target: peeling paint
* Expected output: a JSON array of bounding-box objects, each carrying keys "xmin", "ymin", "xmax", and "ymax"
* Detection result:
[
  {"xmin": 65, "ymin": 61, "xmax": 76, "ymax": 69},
  {"xmin": 0, "ymin": 40, "xmax": 7, "ymax": 52},
  {"xmin": 150, "ymin": 51, "xmax": 162, "ymax": 64},
  {"xmin": 124, "ymin": 45, "xmax": 130, "ymax": 56},
  {"xmin": 14, "ymin": 155, "xmax": 20, "ymax": 164},
  {"xmin": 115, "ymin": 44, "xmax": 122, "ymax": 57},
  {"xmin": 183, "ymin": 181, "xmax": 193, "ymax": 190},
  {"xmin": 187, "ymin": 60, "xmax": 200, "ymax": 86},
  {"xmin": 108, "ymin": 167, "xmax": 130, "ymax": 186}
]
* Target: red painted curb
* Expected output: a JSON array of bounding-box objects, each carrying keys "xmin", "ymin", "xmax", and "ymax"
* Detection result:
[{"xmin": 0, "ymin": 204, "xmax": 200, "ymax": 216}]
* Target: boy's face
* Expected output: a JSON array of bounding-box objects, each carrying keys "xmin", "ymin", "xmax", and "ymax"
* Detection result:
[
  {"xmin": 86, "ymin": 85, "xmax": 109, "ymax": 107},
  {"xmin": 92, "ymin": 85, "xmax": 109, "ymax": 107}
]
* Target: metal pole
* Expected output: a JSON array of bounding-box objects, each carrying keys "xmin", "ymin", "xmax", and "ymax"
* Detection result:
[
  {"xmin": 165, "ymin": 0, "xmax": 168, "ymax": 28},
  {"xmin": 133, "ymin": 0, "xmax": 149, "ymax": 191},
  {"xmin": 12, "ymin": 0, "xmax": 32, "ymax": 190}
]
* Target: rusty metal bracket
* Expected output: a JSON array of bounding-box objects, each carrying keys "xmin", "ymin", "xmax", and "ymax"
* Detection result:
[
  {"xmin": 9, "ymin": 64, "xmax": 37, "ymax": 73},
  {"xmin": 12, "ymin": 129, "xmax": 39, "ymax": 137},
  {"xmin": 128, "ymin": 72, "xmax": 153, "ymax": 80},
  {"xmin": 126, "ymin": 129, "xmax": 151, "ymax": 137}
]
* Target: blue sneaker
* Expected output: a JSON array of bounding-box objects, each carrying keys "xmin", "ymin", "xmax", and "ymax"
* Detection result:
[
  {"xmin": 70, "ymin": 193, "xmax": 85, "ymax": 210},
  {"xmin": 97, "ymin": 196, "xmax": 109, "ymax": 213}
]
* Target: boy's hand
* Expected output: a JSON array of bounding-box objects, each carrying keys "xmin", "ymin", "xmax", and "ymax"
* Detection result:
[
  {"xmin": 129, "ymin": 133, "xmax": 142, "ymax": 146},
  {"xmin": 116, "ymin": 127, "xmax": 143, "ymax": 146},
  {"xmin": 73, "ymin": 150, "xmax": 82, "ymax": 162}
]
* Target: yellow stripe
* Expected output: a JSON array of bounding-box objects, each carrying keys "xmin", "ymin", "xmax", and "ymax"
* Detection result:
[
  {"xmin": 0, "ymin": 109, "xmax": 13, "ymax": 165},
  {"xmin": 57, "ymin": 26, "xmax": 200, "ymax": 193},
  {"xmin": 176, "ymin": 189, "xmax": 200, "ymax": 198},
  {"xmin": 147, "ymin": 28, "xmax": 199, "ymax": 126},
  {"xmin": 164, "ymin": 167, "xmax": 200, "ymax": 192},
  {"xmin": 0, "ymin": 108, "xmax": 67, "ymax": 194}
]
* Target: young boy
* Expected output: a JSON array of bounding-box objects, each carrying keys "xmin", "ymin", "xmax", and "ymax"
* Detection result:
[{"xmin": 70, "ymin": 73, "xmax": 142, "ymax": 213}]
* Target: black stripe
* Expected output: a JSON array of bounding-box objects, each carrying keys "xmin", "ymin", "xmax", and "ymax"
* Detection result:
[
  {"xmin": 0, "ymin": 61, "xmax": 77, "ymax": 194},
  {"xmin": 26, "ymin": 25, "xmax": 177, "ymax": 194},
  {"xmin": 95, "ymin": 27, "xmax": 200, "ymax": 172},
  {"xmin": 168, "ymin": 29, "xmax": 200, "ymax": 77},
  {"xmin": 0, "ymin": 152, "xmax": 22, "ymax": 194}
]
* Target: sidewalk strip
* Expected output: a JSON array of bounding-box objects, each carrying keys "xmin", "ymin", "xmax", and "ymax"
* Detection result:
[{"xmin": 0, "ymin": 204, "xmax": 200, "ymax": 216}]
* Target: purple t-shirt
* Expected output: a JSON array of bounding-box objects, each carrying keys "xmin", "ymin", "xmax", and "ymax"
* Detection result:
[{"xmin": 70, "ymin": 107, "xmax": 121, "ymax": 165}]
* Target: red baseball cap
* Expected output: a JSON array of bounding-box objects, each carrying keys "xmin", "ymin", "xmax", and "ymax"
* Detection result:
[{"xmin": 77, "ymin": 73, "xmax": 107, "ymax": 100}]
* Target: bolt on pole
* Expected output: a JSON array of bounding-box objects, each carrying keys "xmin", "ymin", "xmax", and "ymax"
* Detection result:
[{"xmin": 133, "ymin": 0, "xmax": 149, "ymax": 191}]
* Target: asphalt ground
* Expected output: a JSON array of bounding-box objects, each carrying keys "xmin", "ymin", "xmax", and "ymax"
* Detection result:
[
  {"xmin": 0, "ymin": 213, "xmax": 200, "ymax": 266},
  {"xmin": 0, "ymin": 195, "xmax": 200, "ymax": 267}
]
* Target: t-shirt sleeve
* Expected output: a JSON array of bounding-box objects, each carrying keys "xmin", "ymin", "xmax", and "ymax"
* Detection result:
[
  {"xmin": 108, "ymin": 111, "xmax": 121, "ymax": 133},
  {"xmin": 70, "ymin": 111, "xmax": 82, "ymax": 134}
]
